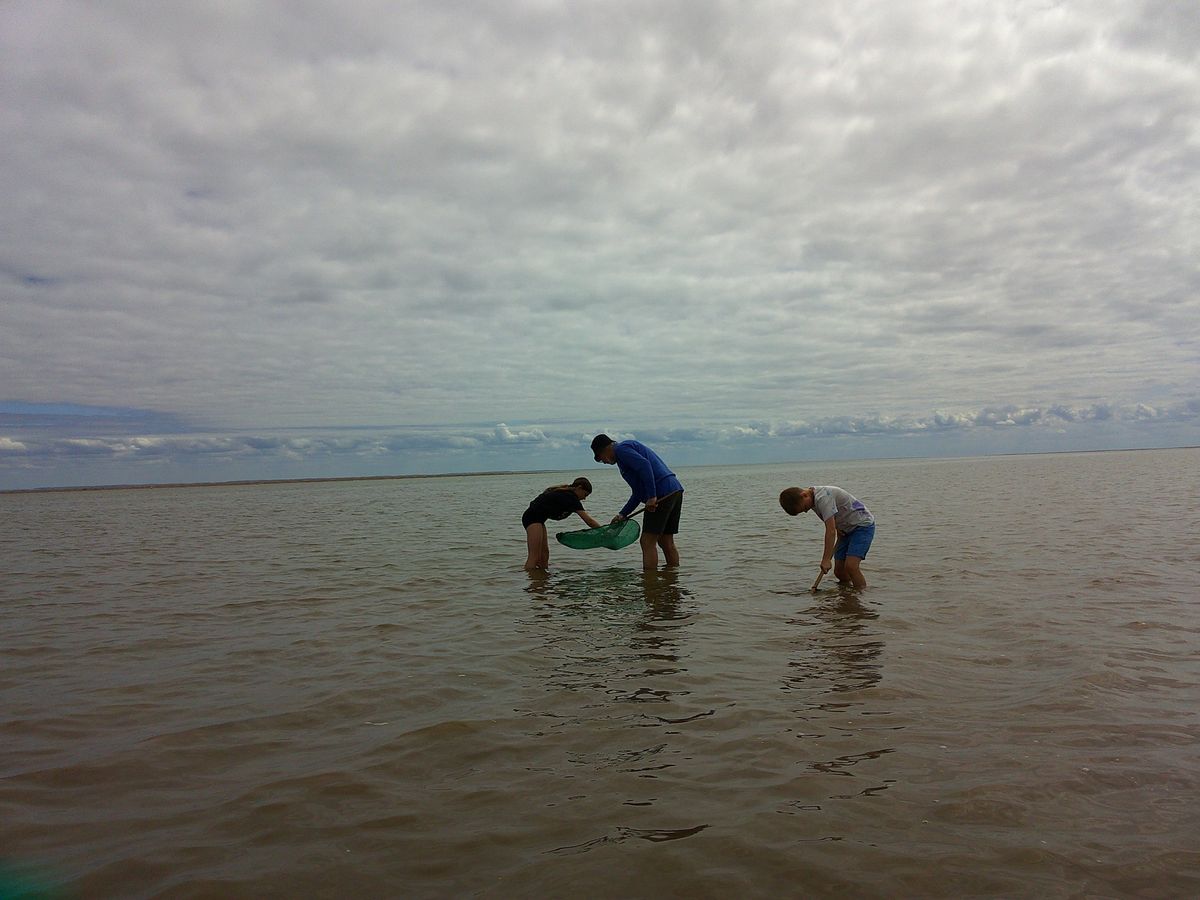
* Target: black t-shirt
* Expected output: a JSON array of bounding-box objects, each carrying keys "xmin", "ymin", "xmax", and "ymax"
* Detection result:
[{"xmin": 525, "ymin": 489, "xmax": 583, "ymax": 524}]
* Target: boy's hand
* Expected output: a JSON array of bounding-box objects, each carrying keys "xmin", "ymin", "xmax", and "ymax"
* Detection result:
[
  {"xmin": 819, "ymin": 558, "xmax": 832, "ymax": 574},
  {"xmin": 645, "ymin": 496, "xmax": 658, "ymax": 512},
  {"xmin": 611, "ymin": 514, "xmax": 625, "ymax": 524}
]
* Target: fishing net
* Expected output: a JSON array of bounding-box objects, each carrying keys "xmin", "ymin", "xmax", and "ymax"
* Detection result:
[{"xmin": 555, "ymin": 519, "xmax": 641, "ymax": 551}]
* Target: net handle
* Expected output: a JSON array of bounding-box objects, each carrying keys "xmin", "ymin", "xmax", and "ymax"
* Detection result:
[{"xmin": 615, "ymin": 490, "xmax": 681, "ymax": 522}]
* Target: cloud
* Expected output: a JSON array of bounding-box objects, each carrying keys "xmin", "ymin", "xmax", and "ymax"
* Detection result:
[
  {"xmin": 4, "ymin": 398, "xmax": 1196, "ymax": 487},
  {"xmin": 492, "ymin": 423, "xmax": 549, "ymax": 444},
  {"xmin": 1, "ymin": 1, "xmax": 1197, "ymax": 487}
]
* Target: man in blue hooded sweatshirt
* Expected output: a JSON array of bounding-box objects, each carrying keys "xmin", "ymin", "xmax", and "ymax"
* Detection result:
[{"xmin": 591, "ymin": 433, "xmax": 684, "ymax": 570}]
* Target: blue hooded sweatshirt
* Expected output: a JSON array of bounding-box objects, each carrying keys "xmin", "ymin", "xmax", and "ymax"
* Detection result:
[{"xmin": 614, "ymin": 440, "xmax": 684, "ymax": 517}]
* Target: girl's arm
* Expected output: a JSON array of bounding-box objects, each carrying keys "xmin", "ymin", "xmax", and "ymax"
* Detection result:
[{"xmin": 578, "ymin": 509, "xmax": 602, "ymax": 529}]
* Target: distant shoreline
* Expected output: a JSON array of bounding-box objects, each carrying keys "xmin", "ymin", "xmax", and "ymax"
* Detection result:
[
  {"xmin": 0, "ymin": 470, "xmax": 558, "ymax": 496},
  {"xmin": 2, "ymin": 444, "xmax": 1195, "ymax": 496}
]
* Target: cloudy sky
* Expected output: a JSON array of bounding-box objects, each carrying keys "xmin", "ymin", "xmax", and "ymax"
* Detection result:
[{"xmin": 2, "ymin": 0, "xmax": 1198, "ymax": 489}]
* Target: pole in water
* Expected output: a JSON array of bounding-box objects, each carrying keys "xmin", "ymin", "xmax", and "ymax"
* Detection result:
[{"xmin": 810, "ymin": 571, "xmax": 825, "ymax": 592}]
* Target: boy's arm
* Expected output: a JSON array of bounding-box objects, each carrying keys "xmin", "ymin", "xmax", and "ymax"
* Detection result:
[{"xmin": 820, "ymin": 518, "xmax": 837, "ymax": 573}]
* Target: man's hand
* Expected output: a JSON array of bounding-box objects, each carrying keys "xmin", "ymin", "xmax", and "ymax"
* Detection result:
[
  {"xmin": 611, "ymin": 514, "xmax": 625, "ymax": 524},
  {"xmin": 819, "ymin": 558, "xmax": 832, "ymax": 574},
  {"xmin": 645, "ymin": 496, "xmax": 659, "ymax": 512}
]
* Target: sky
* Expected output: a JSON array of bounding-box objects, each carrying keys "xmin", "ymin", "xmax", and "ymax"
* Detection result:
[{"xmin": 2, "ymin": 0, "xmax": 1198, "ymax": 490}]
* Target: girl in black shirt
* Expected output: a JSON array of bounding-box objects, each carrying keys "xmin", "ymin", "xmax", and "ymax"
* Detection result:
[{"xmin": 523, "ymin": 477, "xmax": 601, "ymax": 570}]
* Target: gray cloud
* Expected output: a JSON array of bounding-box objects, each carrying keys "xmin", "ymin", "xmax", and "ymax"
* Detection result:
[
  {"xmin": 1, "ymin": 0, "xmax": 1198, "ymax": 486},
  {"xmin": 3, "ymin": 399, "xmax": 1196, "ymax": 489}
]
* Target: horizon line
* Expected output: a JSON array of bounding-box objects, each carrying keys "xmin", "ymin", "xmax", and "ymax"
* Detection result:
[{"xmin": 3, "ymin": 444, "xmax": 1196, "ymax": 496}]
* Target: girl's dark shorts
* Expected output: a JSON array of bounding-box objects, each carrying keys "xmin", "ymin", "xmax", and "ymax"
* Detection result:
[
  {"xmin": 643, "ymin": 491, "xmax": 682, "ymax": 535},
  {"xmin": 521, "ymin": 510, "xmax": 546, "ymax": 529}
]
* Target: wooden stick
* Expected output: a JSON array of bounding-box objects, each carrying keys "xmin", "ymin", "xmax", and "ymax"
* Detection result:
[{"xmin": 810, "ymin": 571, "xmax": 825, "ymax": 591}]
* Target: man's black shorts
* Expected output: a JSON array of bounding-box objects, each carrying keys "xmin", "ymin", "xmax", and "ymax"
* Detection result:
[{"xmin": 643, "ymin": 491, "xmax": 682, "ymax": 535}]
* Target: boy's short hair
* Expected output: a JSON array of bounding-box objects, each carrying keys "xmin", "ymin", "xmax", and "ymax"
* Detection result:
[{"xmin": 779, "ymin": 487, "xmax": 804, "ymax": 514}]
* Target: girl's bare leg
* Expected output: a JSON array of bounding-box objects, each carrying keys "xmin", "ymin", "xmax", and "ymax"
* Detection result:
[{"xmin": 525, "ymin": 523, "xmax": 547, "ymax": 570}]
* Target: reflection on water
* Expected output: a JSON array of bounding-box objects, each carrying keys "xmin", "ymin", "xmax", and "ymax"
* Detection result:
[
  {"xmin": 524, "ymin": 566, "xmax": 690, "ymax": 613},
  {"xmin": 520, "ymin": 567, "xmax": 696, "ymax": 713},
  {"xmin": 514, "ymin": 567, "xmax": 710, "ymax": 849},
  {"xmin": 778, "ymin": 587, "xmax": 900, "ymax": 815},
  {"xmin": 3, "ymin": 450, "xmax": 1198, "ymax": 897},
  {"xmin": 784, "ymin": 588, "xmax": 885, "ymax": 696},
  {"xmin": 549, "ymin": 822, "xmax": 710, "ymax": 855}
]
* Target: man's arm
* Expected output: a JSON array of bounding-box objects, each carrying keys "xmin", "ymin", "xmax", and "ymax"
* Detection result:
[
  {"xmin": 615, "ymin": 444, "xmax": 656, "ymax": 516},
  {"xmin": 820, "ymin": 518, "xmax": 837, "ymax": 573},
  {"xmin": 616, "ymin": 492, "xmax": 640, "ymax": 520}
]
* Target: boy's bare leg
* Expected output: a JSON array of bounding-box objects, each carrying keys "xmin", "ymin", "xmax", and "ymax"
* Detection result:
[
  {"xmin": 842, "ymin": 556, "xmax": 867, "ymax": 589},
  {"xmin": 640, "ymin": 531, "xmax": 660, "ymax": 570},
  {"xmin": 657, "ymin": 534, "xmax": 679, "ymax": 567}
]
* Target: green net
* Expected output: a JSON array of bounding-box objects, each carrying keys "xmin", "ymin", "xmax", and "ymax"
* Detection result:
[{"xmin": 555, "ymin": 519, "xmax": 641, "ymax": 551}]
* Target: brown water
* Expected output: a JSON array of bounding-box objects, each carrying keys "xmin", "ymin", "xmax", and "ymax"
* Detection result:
[{"xmin": 2, "ymin": 449, "xmax": 1198, "ymax": 898}]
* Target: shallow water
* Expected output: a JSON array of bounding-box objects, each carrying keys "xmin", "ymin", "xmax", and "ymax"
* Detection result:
[{"xmin": 2, "ymin": 449, "xmax": 1198, "ymax": 897}]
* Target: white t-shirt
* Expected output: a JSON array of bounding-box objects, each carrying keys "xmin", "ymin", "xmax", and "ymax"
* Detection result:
[{"xmin": 811, "ymin": 486, "xmax": 874, "ymax": 533}]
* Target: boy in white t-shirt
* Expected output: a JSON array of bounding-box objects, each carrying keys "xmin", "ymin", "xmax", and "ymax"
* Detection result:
[{"xmin": 779, "ymin": 485, "xmax": 876, "ymax": 589}]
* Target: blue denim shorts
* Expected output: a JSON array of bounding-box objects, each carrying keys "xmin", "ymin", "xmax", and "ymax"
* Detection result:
[{"xmin": 834, "ymin": 523, "xmax": 875, "ymax": 560}]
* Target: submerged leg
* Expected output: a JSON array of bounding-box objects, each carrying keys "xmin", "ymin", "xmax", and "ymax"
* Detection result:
[
  {"xmin": 842, "ymin": 556, "xmax": 867, "ymax": 589},
  {"xmin": 525, "ymin": 523, "xmax": 548, "ymax": 570},
  {"xmin": 640, "ymin": 531, "xmax": 660, "ymax": 570},
  {"xmin": 657, "ymin": 533, "xmax": 679, "ymax": 567}
]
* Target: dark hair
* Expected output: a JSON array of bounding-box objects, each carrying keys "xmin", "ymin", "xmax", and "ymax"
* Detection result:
[
  {"xmin": 544, "ymin": 476, "xmax": 592, "ymax": 495},
  {"xmin": 779, "ymin": 486, "xmax": 805, "ymax": 513},
  {"xmin": 590, "ymin": 433, "xmax": 614, "ymax": 460}
]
